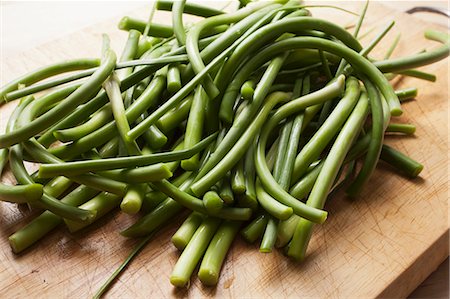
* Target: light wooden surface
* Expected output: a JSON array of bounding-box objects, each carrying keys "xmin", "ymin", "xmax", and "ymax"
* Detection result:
[
  {"xmin": 409, "ymin": 258, "xmax": 449, "ymax": 298},
  {"xmin": 0, "ymin": 2, "xmax": 449, "ymax": 298}
]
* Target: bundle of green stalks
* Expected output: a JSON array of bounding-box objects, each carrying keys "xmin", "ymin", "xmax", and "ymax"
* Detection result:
[{"xmin": 0, "ymin": 0, "xmax": 448, "ymax": 296}]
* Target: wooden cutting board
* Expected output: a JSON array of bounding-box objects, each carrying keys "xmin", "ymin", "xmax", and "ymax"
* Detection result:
[{"xmin": 0, "ymin": 2, "xmax": 448, "ymax": 298}]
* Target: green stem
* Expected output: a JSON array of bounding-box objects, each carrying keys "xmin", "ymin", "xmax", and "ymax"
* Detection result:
[
  {"xmin": 152, "ymin": 179, "xmax": 252, "ymax": 221},
  {"xmin": 181, "ymin": 86, "xmax": 207, "ymax": 170},
  {"xmin": 38, "ymin": 133, "xmax": 216, "ymax": 177},
  {"xmin": 1, "ymin": 59, "xmax": 100, "ymax": 105},
  {"xmin": 64, "ymin": 192, "xmax": 121, "ymax": 232},
  {"xmin": 0, "ymin": 51, "xmax": 116, "ymax": 148},
  {"xmin": 380, "ymin": 144, "xmax": 423, "ymax": 178},
  {"xmin": 384, "ymin": 33, "xmax": 401, "ymax": 59},
  {"xmin": 104, "ymin": 73, "xmax": 140, "ymax": 154},
  {"xmin": 172, "ymin": 212, "xmax": 204, "ymax": 250},
  {"xmin": 118, "ymin": 17, "xmax": 173, "ymax": 38},
  {"xmin": 347, "ymin": 78, "xmax": 386, "ymax": 196},
  {"xmin": 198, "ymin": 221, "xmax": 241, "ymax": 285},
  {"xmin": 9, "ymin": 185, "xmax": 99, "ymax": 253},
  {"xmin": 173, "ymin": 0, "xmax": 187, "ymax": 45},
  {"xmin": 254, "ymin": 79, "xmax": 345, "ymax": 224},
  {"xmin": 289, "ymin": 93, "xmax": 369, "ymax": 261},
  {"xmin": 395, "ymin": 87, "xmax": 418, "ymax": 101},
  {"xmin": 92, "ymin": 232, "xmax": 156, "ymax": 299},
  {"xmin": 260, "ymin": 216, "xmax": 278, "ymax": 253},
  {"xmin": 231, "ymin": 159, "xmax": 246, "ymax": 195},
  {"xmin": 170, "ymin": 217, "xmax": 221, "ymax": 287},
  {"xmin": 255, "ymin": 180, "xmax": 293, "ymax": 220},
  {"xmin": 241, "ymin": 213, "xmax": 268, "ymax": 243},
  {"xmin": 156, "ymin": 95, "xmax": 193, "ymax": 133},
  {"xmin": 219, "ymin": 174, "xmax": 234, "ymax": 204},
  {"xmin": 156, "ymin": 0, "xmax": 224, "ymax": 17},
  {"xmin": 292, "ymin": 77, "xmax": 360, "ymax": 181},
  {"xmin": 120, "ymin": 185, "xmax": 146, "ymax": 215},
  {"xmin": 386, "ymin": 123, "xmax": 415, "ymax": 135},
  {"xmin": 203, "ymin": 191, "xmax": 224, "ymax": 214}
]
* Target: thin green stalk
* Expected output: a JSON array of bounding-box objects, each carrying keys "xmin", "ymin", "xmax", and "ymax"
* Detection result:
[
  {"xmin": 198, "ymin": 221, "xmax": 241, "ymax": 286},
  {"xmin": 335, "ymin": 0, "xmax": 368, "ymax": 75},
  {"xmin": 42, "ymin": 176, "xmax": 72, "ymax": 198},
  {"xmin": 92, "ymin": 232, "xmax": 156, "ymax": 299},
  {"xmin": 242, "ymin": 142, "xmax": 257, "ymax": 209},
  {"xmin": 172, "ymin": 212, "xmax": 204, "ymax": 251},
  {"xmin": 380, "ymin": 144, "xmax": 423, "ymax": 178},
  {"xmin": 167, "ymin": 62, "xmax": 182, "ymax": 94},
  {"xmin": 219, "ymin": 174, "xmax": 234, "ymax": 204},
  {"xmin": 117, "ymin": 30, "xmax": 141, "ymax": 80},
  {"xmin": 118, "ymin": 17, "xmax": 173, "ymax": 37},
  {"xmin": 395, "ymin": 87, "xmax": 418, "ymax": 101},
  {"xmin": 23, "ymin": 140, "xmax": 128, "ymax": 195},
  {"xmin": 54, "ymin": 104, "xmax": 112, "ymax": 142},
  {"xmin": 100, "ymin": 163, "xmax": 172, "ymax": 184},
  {"xmin": 273, "ymin": 120, "xmax": 293, "ymax": 182},
  {"xmin": 203, "ymin": 191, "xmax": 224, "ymax": 214},
  {"xmin": 231, "ymin": 159, "xmax": 246, "ymax": 195},
  {"xmin": 156, "ymin": 0, "xmax": 224, "ymax": 17},
  {"xmin": 276, "ymin": 215, "xmax": 300, "ymax": 248},
  {"xmin": 1, "ymin": 59, "xmax": 100, "ymax": 105},
  {"xmin": 173, "ymin": 0, "xmax": 187, "ymax": 45},
  {"xmin": 38, "ymin": 133, "xmax": 216, "ymax": 177},
  {"xmin": 260, "ymin": 216, "xmax": 278, "ymax": 253},
  {"xmin": 278, "ymin": 77, "xmax": 305, "ymax": 189},
  {"xmin": 384, "ymin": 33, "xmax": 401, "ymax": 59},
  {"xmin": 121, "ymin": 185, "xmax": 146, "ymax": 215},
  {"xmin": 0, "ymin": 98, "xmax": 43, "ymax": 204},
  {"xmin": 292, "ymin": 77, "xmax": 360, "ymax": 181},
  {"xmin": 241, "ymin": 79, "xmax": 256, "ymax": 101},
  {"xmin": 288, "ymin": 93, "xmax": 369, "ymax": 261},
  {"xmin": 104, "ymin": 73, "xmax": 140, "ymax": 154},
  {"xmin": 152, "ymin": 179, "xmax": 252, "ymax": 221},
  {"xmin": 181, "ymin": 86, "xmax": 207, "ymax": 170},
  {"xmin": 157, "ymin": 95, "xmax": 193, "ymax": 133},
  {"xmin": 0, "ymin": 51, "xmax": 116, "ymax": 148},
  {"xmin": 170, "ymin": 217, "xmax": 221, "ymax": 287},
  {"xmin": 374, "ymin": 30, "xmax": 450, "ymax": 74},
  {"xmin": 360, "ymin": 21, "xmax": 395, "ymax": 57},
  {"xmin": 319, "ymin": 50, "xmax": 333, "ymax": 79},
  {"xmin": 142, "ymin": 2, "xmax": 157, "ymax": 37},
  {"xmin": 64, "ymin": 192, "xmax": 121, "ymax": 232},
  {"xmin": 386, "ymin": 123, "xmax": 416, "ymax": 135},
  {"xmin": 347, "ymin": 78, "xmax": 385, "ymax": 196},
  {"xmin": 290, "ymin": 163, "xmax": 324, "ymax": 199},
  {"xmin": 0, "ymin": 182, "xmax": 43, "ymax": 204},
  {"xmin": 9, "ymin": 185, "xmax": 99, "ymax": 253},
  {"xmin": 241, "ymin": 213, "xmax": 268, "ymax": 243},
  {"xmin": 396, "ymin": 70, "xmax": 437, "ymax": 82},
  {"xmin": 255, "ymin": 179, "xmax": 293, "ymax": 221}
]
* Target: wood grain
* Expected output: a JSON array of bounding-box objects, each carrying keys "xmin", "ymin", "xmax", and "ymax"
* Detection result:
[
  {"xmin": 409, "ymin": 258, "xmax": 449, "ymax": 298},
  {"xmin": 0, "ymin": 2, "xmax": 448, "ymax": 298}
]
